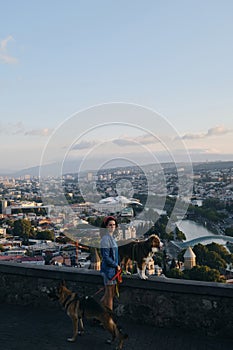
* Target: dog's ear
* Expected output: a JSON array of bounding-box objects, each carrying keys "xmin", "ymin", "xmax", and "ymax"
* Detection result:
[{"xmin": 60, "ymin": 280, "xmax": 66, "ymax": 287}]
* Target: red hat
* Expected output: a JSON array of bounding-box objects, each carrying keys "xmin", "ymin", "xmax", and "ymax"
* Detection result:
[{"xmin": 103, "ymin": 216, "xmax": 118, "ymax": 226}]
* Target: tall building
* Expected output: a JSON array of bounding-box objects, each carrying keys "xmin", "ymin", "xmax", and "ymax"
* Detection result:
[
  {"xmin": 1, "ymin": 200, "xmax": 8, "ymax": 214},
  {"xmin": 87, "ymin": 172, "xmax": 93, "ymax": 181}
]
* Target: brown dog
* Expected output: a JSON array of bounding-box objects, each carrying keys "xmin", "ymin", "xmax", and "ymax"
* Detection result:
[
  {"xmin": 47, "ymin": 281, "xmax": 127, "ymax": 349},
  {"xmin": 118, "ymin": 234, "xmax": 161, "ymax": 279}
]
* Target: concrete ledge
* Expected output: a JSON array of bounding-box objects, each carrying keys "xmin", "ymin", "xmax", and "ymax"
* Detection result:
[
  {"xmin": 0, "ymin": 261, "xmax": 232, "ymax": 297},
  {"xmin": 0, "ymin": 262, "xmax": 233, "ymax": 338}
]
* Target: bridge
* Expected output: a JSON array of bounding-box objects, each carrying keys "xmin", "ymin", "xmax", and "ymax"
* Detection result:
[{"xmin": 174, "ymin": 235, "xmax": 233, "ymax": 249}]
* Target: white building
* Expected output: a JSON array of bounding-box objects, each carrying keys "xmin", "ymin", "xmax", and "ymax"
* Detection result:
[{"xmin": 184, "ymin": 246, "xmax": 196, "ymax": 270}]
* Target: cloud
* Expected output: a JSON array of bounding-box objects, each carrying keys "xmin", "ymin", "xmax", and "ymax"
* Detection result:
[
  {"xmin": 112, "ymin": 134, "xmax": 159, "ymax": 147},
  {"xmin": 0, "ymin": 35, "xmax": 18, "ymax": 64},
  {"xmin": 187, "ymin": 148, "xmax": 221, "ymax": 155},
  {"xmin": 112, "ymin": 138, "xmax": 136, "ymax": 146},
  {"xmin": 71, "ymin": 134, "xmax": 160, "ymax": 151},
  {"xmin": 181, "ymin": 125, "xmax": 233, "ymax": 140},
  {"xmin": 24, "ymin": 128, "xmax": 52, "ymax": 136},
  {"xmin": 0, "ymin": 122, "xmax": 25, "ymax": 135},
  {"xmin": 206, "ymin": 126, "xmax": 232, "ymax": 136},
  {"xmin": 72, "ymin": 140, "xmax": 98, "ymax": 150},
  {"xmin": 0, "ymin": 122, "xmax": 52, "ymax": 137}
]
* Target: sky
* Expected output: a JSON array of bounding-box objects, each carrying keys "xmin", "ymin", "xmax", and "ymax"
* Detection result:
[{"xmin": 1, "ymin": 0, "xmax": 233, "ymax": 173}]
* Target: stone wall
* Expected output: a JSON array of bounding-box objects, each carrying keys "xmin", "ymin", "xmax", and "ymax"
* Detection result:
[{"xmin": 0, "ymin": 261, "xmax": 232, "ymax": 338}]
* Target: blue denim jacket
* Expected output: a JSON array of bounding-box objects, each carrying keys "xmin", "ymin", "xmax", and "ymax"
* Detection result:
[{"xmin": 100, "ymin": 234, "xmax": 118, "ymax": 281}]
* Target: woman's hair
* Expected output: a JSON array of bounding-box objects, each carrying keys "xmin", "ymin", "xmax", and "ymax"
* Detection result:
[
  {"xmin": 101, "ymin": 216, "xmax": 118, "ymax": 228},
  {"xmin": 100, "ymin": 216, "xmax": 118, "ymax": 238}
]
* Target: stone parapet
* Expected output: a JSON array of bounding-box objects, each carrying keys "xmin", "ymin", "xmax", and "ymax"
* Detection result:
[{"xmin": 0, "ymin": 261, "xmax": 232, "ymax": 338}]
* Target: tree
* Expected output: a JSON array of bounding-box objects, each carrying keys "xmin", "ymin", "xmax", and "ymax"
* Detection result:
[
  {"xmin": 193, "ymin": 244, "xmax": 208, "ymax": 265},
  {"xmin": 206, "ymin": 242, "xmax": 233, "ymax": 264},
  {"xmin": 193, "ymin": 243, "xmax": 228, "ymax": 270},
  {"xmin": 13, "ymin": 219, "xmax": 32, "ymax": 243},
  {"xmin": 202, "ymin": 198, "xmax": 225, "ymax": 211},
  {"xmin": 205, "ymin": 251, "xmax": 226, "ymax": 271},
  {"xmin": 166, "ymin": 268, "xmax": 184, "ymax": 279},
  {"xmin": 36, "ymin": 230, "xmax": 54, "ymax": 241},
  {"xmin": 184, "ymin": 265, "xmax": 224, "ymax": 283},
  {"xmin": 225, "ymin": 227, "xmax": 233, "ymax": 237},
  {"xmin": 175, "ymin": 226, "xmax": 186, "ymax": 241}
]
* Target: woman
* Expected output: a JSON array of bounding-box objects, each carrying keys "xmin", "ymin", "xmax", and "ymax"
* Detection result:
[{"xmin": 100, "ymin": 216, "xmax": 121, "ymax": 311}]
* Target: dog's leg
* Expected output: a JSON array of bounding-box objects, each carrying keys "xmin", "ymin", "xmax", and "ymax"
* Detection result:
[
  {"xmin": 103, "ymin": 317, "xmax": 127, "ymax": 350},
  {"xmin": 102, "ymin": 316, "xmax": 118, "ymax": 344},
  {"xmin": 67, "ymin": 315, "xmax": 79, "ymax": 342},
  {"xmin": 78, "ymin": 317, "xmax": 85, "ymax": 335},
  {"xmin": 137, "ymin": 264, "xmax": 148, "ymax": 280},
  {"xmin": 126, "ymin": 259, "xmax": 134, "ymax": 275}
]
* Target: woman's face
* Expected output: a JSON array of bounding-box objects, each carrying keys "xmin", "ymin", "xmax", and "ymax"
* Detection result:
[{"xmin": 106, "ymin": 220, "xmax": 116, "ymax": 234}]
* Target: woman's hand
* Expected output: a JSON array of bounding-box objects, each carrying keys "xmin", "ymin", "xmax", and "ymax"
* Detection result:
[{"xmin": 117, "ymin": 265, "xmax": 121, "ymax": 271}]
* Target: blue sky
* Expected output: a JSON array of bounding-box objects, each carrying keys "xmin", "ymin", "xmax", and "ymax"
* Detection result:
[{"xmin": 1, "ymin": 0, "xmax": 233, "ymax": 172}]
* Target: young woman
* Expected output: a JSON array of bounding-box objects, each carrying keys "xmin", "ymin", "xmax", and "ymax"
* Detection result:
[{"xmin": 100, "ymin": 216, "xmax": 121, "ymax": 311}]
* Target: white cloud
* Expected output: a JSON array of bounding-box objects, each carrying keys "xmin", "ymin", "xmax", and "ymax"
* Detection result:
[
  {"xmin": 187, "ymin": 148, "xmax": 221, "ymax": 155},
  {"xmin": 0, "ymin": 121, "xmax": 25, "ymax": 135},
  {"xmin": 0, "ymin": 35, "xmax": 18, "ymax": 64},
  {"xmin": 112, "ymin": 134, "xmax": 159, "ymax": 147},
  {"xmin": 72, "ymin": 140, "xmax": 98, "ymax": 150},
  {"xmin": 181, "ymin": 125, "xmax": 233, "ymax": 140},
  {"xmin": 71, "ymin": 133, "xmax": 162, "ymax": 153},
  {"xmin": 0, "ymin": 122, "xmax": 52, "ymax": 137},
  {"xmin": 112, "ymin": 138, "xmax": 136, "ymax": 146},
  {"xmin": 24, "ymin": 128, "xmax": 52, "ymax": 136},
  {"xmin": 206, "ymin": 126, "xmax": 232, "ymax": 136}
]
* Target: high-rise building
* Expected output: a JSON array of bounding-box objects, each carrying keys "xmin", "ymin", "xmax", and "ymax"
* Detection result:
[{"xmin": 1, "ymin": 200, "xmax": 8, "ymax": 214}]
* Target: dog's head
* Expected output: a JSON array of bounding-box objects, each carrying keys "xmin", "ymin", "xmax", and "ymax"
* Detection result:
[
  {"xmin": 46, "ymin": 280, "xmax": 67, "ymax": 301},
  {"xmin": 147, "ymin": 234, "xmax": 161, "ymax": 253}
]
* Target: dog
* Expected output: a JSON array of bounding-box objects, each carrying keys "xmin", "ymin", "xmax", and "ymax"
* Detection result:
[
  {"xmin": 118, "ymin": 234, "xmax": 161, "ymax": 279},
  {"xmin": 47, "ymin": 281, "xmax": 127, "ymax": 349}
]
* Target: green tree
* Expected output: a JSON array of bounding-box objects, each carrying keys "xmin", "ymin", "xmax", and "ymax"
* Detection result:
[
  {"xmin": 184, "ymin": 265, "xmax": 224, "ymax": 283},
  {"xmin": 192, "ymin": 244, "xmax": 208, "ymax": 265},
  {"xmin": 205, "ymin": 251, "xmax": 226, "ymax": 270},
  {"xmin": 13, "ymin": 219, "xmax": 32, "ymax": 243},
  {"xmin": 166, "ymin": 268, "xmax": 184, "ymax": 279},
  {"xmin": 206, "ymin": 242, "xmax": 233, "ymax": 264},
  {"xmin": 175, "ymin": 226, "xmax": 186, "ymax": 241},
  {"xmin": 225, "ymin": 227, "xmax": 233, "ymax": 237},
  {"xmin": 202, "ymin": 198, "xmax": 225, "ymax": 210},
  {"xmin": 36, "ymin": 230, "xmax": 55, "ymax": 241}
]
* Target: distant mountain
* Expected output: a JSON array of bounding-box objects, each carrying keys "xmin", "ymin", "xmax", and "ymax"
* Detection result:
[
  {"xmin": 2, "ymin": 159, "xmax": 233, "ymax": 179},
  {"xmin": 193, "ymin": 160, "xmax": 233, "ymax": 171},
  {"xmin": 2, "ymin": 161, "xmax": 82, "ymax": 178}
]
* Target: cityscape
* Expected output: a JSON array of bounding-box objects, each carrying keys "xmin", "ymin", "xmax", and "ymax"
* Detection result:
[
  {"xmin": 1, "ymin": 2, "xmax": 233, "ymax": 347},
  {"xmin": 1, "ymin": 160, "xmax": 233, "ymax": 283}
]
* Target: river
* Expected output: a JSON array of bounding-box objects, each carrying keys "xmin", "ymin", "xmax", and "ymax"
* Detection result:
[
  {"xmin": 176, "ymin": 220, "xmax": 214, "ymax": 241},
  {"xmin": 176, "ymin": 220, "xmax": 231, "ymax": 247}
]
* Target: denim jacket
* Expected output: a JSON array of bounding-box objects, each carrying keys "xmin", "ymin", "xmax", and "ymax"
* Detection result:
[{"xmin": 100, "ymin": 234, "xmax": 118, "ymax": 281}]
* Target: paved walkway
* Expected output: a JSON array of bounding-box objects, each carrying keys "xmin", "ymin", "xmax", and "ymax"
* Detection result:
[{"xmin": 0, "ymin": 303, "xmax": 232, "ymax": 350}]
